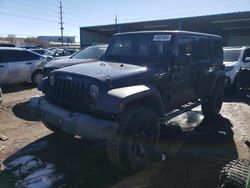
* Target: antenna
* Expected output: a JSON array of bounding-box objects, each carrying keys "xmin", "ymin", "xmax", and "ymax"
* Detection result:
[{"xmin": 115, "ymin": 15, "xmax": 118, "ymax": 24}]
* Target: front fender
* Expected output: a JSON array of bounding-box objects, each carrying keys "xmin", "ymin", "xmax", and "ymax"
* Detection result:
[
  {"xmin": 205, "ymin": 70, "xmax": 225, "ymax": 95},
  {"xmin": 92, "ymin": 85, "xmax": 164, "ymax": 115}
]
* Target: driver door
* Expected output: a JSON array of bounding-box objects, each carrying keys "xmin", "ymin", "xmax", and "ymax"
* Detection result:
[{"xmin": 168, "ymin": 36, "xmax": 197, "ymax": 108}]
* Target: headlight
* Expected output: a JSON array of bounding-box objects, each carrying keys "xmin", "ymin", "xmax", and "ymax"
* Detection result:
[
  {"xmin": 224, "ymin": 66, "xmax": 234, "ymax": 72},
  {"xmin": 49, "ymin": 75, "xmax": 55, "ymax": 86},
  {"xmin": 89, "ymin": 84, "xmax": 99, "ymax": 99}
]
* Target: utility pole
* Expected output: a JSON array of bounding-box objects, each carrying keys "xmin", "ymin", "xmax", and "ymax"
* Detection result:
[
  {"xmin": 59, "ymin": 1, "xmax": 64, "ymax": 46},
  {"xmin": 115, "ymin": 15, "xmax": 118, "ymax": 24}
]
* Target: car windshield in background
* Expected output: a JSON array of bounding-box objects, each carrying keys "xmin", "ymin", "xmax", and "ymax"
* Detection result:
[
  {"xmin": 44, "ymin": 50, "xmax": 54, "ymax": 56},
  {"xmin": 71, "ymin": 46, "xmax": 106, "ymax": 60},
  {"xmin": 103, "ymin": 33, "xmax": 173, "ymax": 66},
  {"xmin": 224, "ymin": 49, "xmax": 242, "ymax": 62}
]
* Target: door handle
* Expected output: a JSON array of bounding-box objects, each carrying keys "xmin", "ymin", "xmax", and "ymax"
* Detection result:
[{"xmin": 25, "ymin": 62, "xmax": 32, "ymax": 65}]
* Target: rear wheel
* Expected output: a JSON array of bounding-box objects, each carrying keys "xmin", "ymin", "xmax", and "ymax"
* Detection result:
[
  {"xmin": 107, "ymin": 105, "xmax": 160, "ymax": 172},
  {"xmin": 202, "ymin": 81, "xmax": 224, "ymax": 119}
]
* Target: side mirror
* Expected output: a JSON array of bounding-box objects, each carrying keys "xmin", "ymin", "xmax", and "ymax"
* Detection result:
[{"xmin": 244, "ymin": 57, "xmax": 250, "ymax": 62}]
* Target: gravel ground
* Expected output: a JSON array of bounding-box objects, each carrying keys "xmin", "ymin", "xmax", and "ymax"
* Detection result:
[{"xmin": 0, "ymin": 84, "xmax": 249, "ymax": 188}]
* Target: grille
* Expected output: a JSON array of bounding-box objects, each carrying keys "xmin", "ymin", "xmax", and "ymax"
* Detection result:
[{"xmin": 47, "ymin": 77, "xmax": 90, "ymax": 112}]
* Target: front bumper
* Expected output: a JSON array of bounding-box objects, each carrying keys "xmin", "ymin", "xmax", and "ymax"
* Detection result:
[{"xmin": 28, "ymin": 97, "xmax": 118, "ymax": 140}]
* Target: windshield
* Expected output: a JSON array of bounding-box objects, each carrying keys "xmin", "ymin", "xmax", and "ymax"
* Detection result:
[
  {"xmin": 103, "ymin": 33, "xmax": 173, "ymax": 66},
  {"xmin": 223, "ymin": 49, "xmax": 242, "ymax": 62},
  {"xmin": 71, "ymin": 46, "xmax": 106, "ymax": 60}
]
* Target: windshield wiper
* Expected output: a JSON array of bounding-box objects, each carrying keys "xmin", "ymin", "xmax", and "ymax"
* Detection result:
[
  {"xmin": 104, "ymin": 55, "xmax": 119, "ymax": 62},
  {"xmin": 123, "ymin": 56, "xmax": 145, "ymax": 65}
]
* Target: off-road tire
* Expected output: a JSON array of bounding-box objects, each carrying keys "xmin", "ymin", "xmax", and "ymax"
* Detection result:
[
  {"xmin": 107, "ymin": 105, "xmax": 160, "ymax": 172},
  {"xmin": 202, "ymin": 81, "xmax": 224, "ymax": 119},
  {"xmin": 218, "ymin": 159, "xmax": 250, "ymax": 188},
  {"xmin": 31, "ymin": 70, "xmax": 43, "ymax": 86}
]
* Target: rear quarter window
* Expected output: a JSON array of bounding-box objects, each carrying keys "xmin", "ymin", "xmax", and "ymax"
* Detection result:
[
  {"xmin": 213, "ymin": 38, "xmax": 223, "ymax": 59},
  {"xmin": 197, "ymin": 37, "xmax": 212, "ymax": 61}
]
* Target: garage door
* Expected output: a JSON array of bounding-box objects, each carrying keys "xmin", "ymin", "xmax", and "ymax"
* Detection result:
[{"xmin": 227, "ymin": 35, "xmax": 250, "ymax": 46}]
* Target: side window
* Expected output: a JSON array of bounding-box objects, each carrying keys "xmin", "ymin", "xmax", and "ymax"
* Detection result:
[
  {"xmin": 25, "ymin": 51, "xmax": 40, "ymax": 60},
  {"xmin": 0, "ymin": 50, "xmax": 9, "ymax": 63},
  {"xmin": 213, "ymin": 38, "xmax": 223, "ymax": 59},
  {"xmin": 6, "ymin": 50, "xmax": 40, "ymax": 62},
  {"xmin": 197, "ymin": 38, "xmax": 212, "ymax": 61},
  {"xmin": 176, "ymin": 37, "xmax": 195, "ymax": 66},
  {"xmin": 5, "ymin": 50, "xmax": 21, "ymax": 62},
  {"xmin": 243, "ymin": 49, "xmax": 250, "ymax": 61}
]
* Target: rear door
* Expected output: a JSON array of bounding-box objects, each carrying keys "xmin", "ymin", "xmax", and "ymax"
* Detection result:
[
  {"xmin": 6, "ymin": 50, "xmax": 36, "ymax": 83},
  {"xmin": 195, "ymin": 37, "xmax": 214, "ymax": 97},
  {"xmin": 169, "ymin": 36, "xmax": 197, "ymax": 108},
  {"xmin": 0, "ymin": 50, "xmax": 9, "ymax": 84}
]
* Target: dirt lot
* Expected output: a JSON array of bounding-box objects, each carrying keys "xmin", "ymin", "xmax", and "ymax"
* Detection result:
[{"xmin": 0, "ymin": 84, "xmax": 249, "ymax": 188}]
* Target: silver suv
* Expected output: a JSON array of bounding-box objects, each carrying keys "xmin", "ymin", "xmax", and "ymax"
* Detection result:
[{"xmin": 0, "ymin": 47, "xmax": 48, "ymax": 85}]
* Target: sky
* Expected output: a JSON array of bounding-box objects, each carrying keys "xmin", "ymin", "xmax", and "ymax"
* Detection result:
[{"xmin": 0, "ymin": 0, "xmax": 249, "ymax": 42}]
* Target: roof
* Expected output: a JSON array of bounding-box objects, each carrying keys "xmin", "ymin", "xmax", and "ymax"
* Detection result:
[
  {"xmin": 80, "ymin": 11, "xmax": 250, "ymax": 36},
  {"xmin": 114, "ymin": 30, "xmax": 222, "ymax": 38}
]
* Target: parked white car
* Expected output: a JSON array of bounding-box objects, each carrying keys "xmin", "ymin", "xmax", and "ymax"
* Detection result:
[
  {"xmin": 223, "ymin": 46, "xmax": 250, "ymax": 91},
  {"xmin": 0, "ymin": 47, "xmax": 48, "ymax": 85}
]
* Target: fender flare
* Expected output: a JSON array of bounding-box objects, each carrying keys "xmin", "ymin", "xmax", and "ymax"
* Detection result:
[
  {"xmin": 205, "ymin": 70, "xmax": 225, "ymax": 95},
  {"xmin": 92, "ymin": 85, "xmax": 165, "ymax": 115}
]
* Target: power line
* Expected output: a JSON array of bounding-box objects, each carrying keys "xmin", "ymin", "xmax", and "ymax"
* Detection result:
[
  {"xmin": 0, "ymin": 12, "xmax": 58, "ymax": 23},
  {"xmin": 0, "ymin": 4, "xmax": 58, "ymax": 18}
]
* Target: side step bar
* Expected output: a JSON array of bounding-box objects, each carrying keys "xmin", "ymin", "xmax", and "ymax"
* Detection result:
[{"xmin": 160, "ymin": 100, "xmax": 206, "ymax": 122}]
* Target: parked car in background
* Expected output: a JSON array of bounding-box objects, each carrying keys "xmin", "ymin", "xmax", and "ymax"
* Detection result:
[
  {"xmin": 224, "ymin": 46, "xmax": 250, "ymax": 91},
  {"xmin": 43, "ymin": 44, "xmax": 108, "ymax": 77},
  {"xmin": 0, "ymin": 86, "xmax": 2, "ymax": 105},
  {"xmin": 0, "ymin": 47, "xmax": 48, "ymax": 85},
  {"xmin": 44, "ymin": 48, "xmax": 78, "ymax": 60},
  {"xmin": 30, "ymin": 49, "xmax": 51, "ymax": 55}
]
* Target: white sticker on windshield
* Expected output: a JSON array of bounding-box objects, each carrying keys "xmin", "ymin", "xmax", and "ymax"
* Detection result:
[{"xmin": 153, "ymin": 35, "xmax": 171, "ymax": 42}]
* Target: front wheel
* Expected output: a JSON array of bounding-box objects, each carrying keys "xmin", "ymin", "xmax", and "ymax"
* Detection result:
[
  {"xmin": 107, "ymin": 105, "xmax": 160, "ymax": 173},
  {"xmin": 202, "ymin": 81, "xmax": 224, "ymax": 119},
  {"xmin": 31, "ymin": 70, "xmax": 43, "ymax": 86}
]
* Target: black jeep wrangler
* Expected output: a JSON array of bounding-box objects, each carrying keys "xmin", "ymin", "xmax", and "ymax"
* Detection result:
[{"xmin": 31, "ymin": 31, "xmax": 225, "ymax": 172}]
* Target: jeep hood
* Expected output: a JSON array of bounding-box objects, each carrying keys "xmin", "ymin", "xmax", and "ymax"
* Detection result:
[
  {"xmin": 45, "ymin": 58, "xmax": 97, "ymax": 69},
  {"xmin": 54, "ymin": 61, "xmax": 152, "ymax": 84}
]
